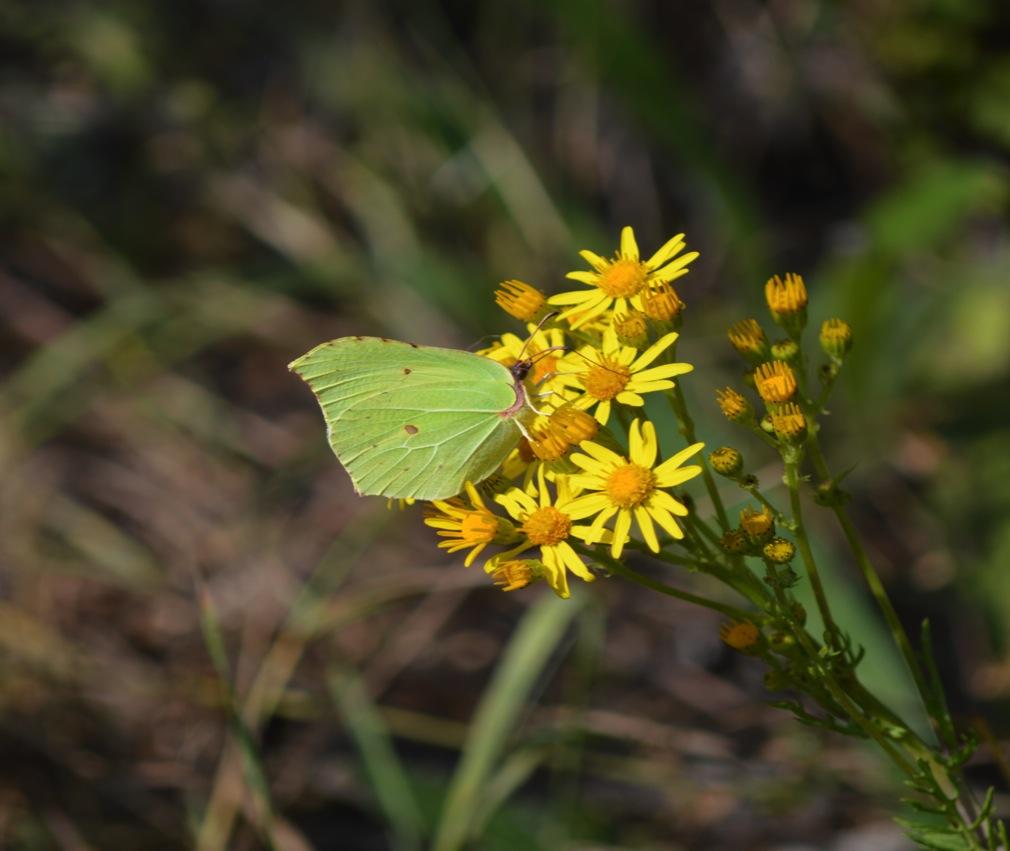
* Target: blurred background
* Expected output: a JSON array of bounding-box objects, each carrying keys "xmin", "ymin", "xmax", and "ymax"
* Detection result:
[{"xmin": 2, "ymin": 1, "xmax": 1010, "ymax": 848}]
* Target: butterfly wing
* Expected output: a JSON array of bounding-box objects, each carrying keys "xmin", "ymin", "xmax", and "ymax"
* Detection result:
[{"xmin": 290, "ymin": 337, "xmax": 521, "ymax": 500}]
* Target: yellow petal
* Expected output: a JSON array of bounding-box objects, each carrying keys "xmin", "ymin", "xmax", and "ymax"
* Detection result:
[
  {"xmin": 579, "ymin": 249, "xmax": 609, "ymax": 271},
  {"xmin": 645, "ymin": 233, "xmax": 686, "ymax": 269},
  {"xmin": 594, "ymin": 399, "xmax": 611, "ymax": 424},
  {"xmin": 651, "ymin": 253, "xmax": 699, "ymax": 282},
  {"xmin": 656, "ymin": 464, "xmax": 703, "ymax": 489},
  {"xmin": 631, "ymin": 331, "xmax": 679, "ymax": 371},
  {"xmin": 633, "ymin": 363, "xmax": 693, "ymax": 382},
  {"xmin": 564, "ymin": 270, "xmax": 601, "ymax": 285},
  {"xmin": 549, "ymin": 288, "xmax": 597, "ymax": 304},
  {"xmin": 620, "ymin": 226, "xmax": 639, "ymax": 261},
  {"xmin": 651, "ymin": 489, "xmax": 690, "ymax": 517},
  {"xmin": 611, "ymin": 509, "xmax": 632, "ymax": 558},
  {"xmin": 648, "ymin": 504, "xmax": 685, "ymax": 539},
  {"xmin": 579, "ymin": 439, "xmax": 623, "ymax": 467},
  {"xmin": 634, "ymin": 506, "xmax": 660, "ymax": 552},
  {"xmin": 565, "ymin": 492, "xmax": 612, "ymax": 519},
  {"xmin": 632, "ymin": 419, "xmax": 657, "ymax": 467},
  {"xmin": 654, "ymin": 442, "xmax": 705, "ymax": 484},
  {"xmin": 557, "ymin": 541, "xmax": 594, "ymax": 581},
  {"xmin": 615, "ymin": 391, "xmax": 644, "ymax": 406}
]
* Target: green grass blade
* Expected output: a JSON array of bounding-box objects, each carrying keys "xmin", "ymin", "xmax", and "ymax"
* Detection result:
[
  {"xmin": 327, "ymin": 665, "xmax": 425, "ymax": 851},
  {"xmin": 196, "ymin": 582, "xmax": 279, "ymax": 851},
  {"xmin": 433, "ymin": 593, "xmax": 583, "ymax": 851}
]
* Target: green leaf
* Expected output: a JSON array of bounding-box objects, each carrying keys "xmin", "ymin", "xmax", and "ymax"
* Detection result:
[
  {"xmin": 432, "ymin": 593, "xmax": 583, "ymax": 851},
  {"xmin": 894, "ymin": 817, "xmax": 974, "ymax": 851}
]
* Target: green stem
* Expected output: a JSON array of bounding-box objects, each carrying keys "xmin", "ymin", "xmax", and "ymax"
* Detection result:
[
  {"xmin": 784, "ymin": 453, "xmax": 843, "ymax": 649},
  {"xmin": 578, "ymin": 544, "xmax": 754, "ymax": 621},
  {"xmin": 805, "ymin": 436, "xmax": 934, "ymax": 728}
]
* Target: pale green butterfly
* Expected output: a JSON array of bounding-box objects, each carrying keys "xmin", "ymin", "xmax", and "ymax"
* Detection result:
[{"xmin": 289, "ymin": 334, "xmax": 550, "ymax": 501}]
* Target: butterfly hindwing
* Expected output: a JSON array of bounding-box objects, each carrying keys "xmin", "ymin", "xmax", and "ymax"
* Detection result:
[{"xmin": 290, "ymin": 337, "xmax": 521, "ymax": 500}]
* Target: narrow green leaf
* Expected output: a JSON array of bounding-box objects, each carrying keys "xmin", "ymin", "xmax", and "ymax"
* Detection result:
[
  {"xmin": 327, "ymin": 666, "xmax": 425, "ymax": 851},
  {"xmin": 432, "ymin": 593, "xmax": 583, "ymax": 851}
]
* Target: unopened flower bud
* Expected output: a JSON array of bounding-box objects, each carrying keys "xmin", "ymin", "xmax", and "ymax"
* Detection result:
[
  {"xmin": 819, "ymin": 318, "xmax": 853, "ymax": 359},
  {"xmin": 641, "ymin": 282, "xmax": 685, "ymax": 324},
  {"xmin": 495, "ymin": 280, "xmax": 547, "ymax": 322},
  {"xmin": 763, "ymin": 537, "xmax": 796, "ymax": 564},
  {"xmin": 727, "ymin": 318, "xmax": 768, "ymax": 361},
  {"xmin": 740, "ymin": 506, "xmax": 775, "ymax": 543},
  {"xmin": 709, "ymin": 447, "xmax": 743, "ymax": 477},
  {"xmin": 720, "ymin": 620, "xmax": 762, "ymax": 653},
  {"xmin": 716, "ymin": 387, "xmax": 751, "ymax": 422},
  {"xmin": 613, "ymin": 311, "xmax": 650, "ymax": 348},
  {"xmin": 490, "ymin": 559, "xmax": 545, "ymax": 592},
  {"xmin": 770, "ymin": 339, "xmax": 799, "ymax": 363},
  {"xmin": 770, "ymin": 403, "xmax": 807, "ymax": 443},
  {"xmin": 754, "ymin": 361, "xmax": 798, "ymax": 404},
  {"xmin": 765, "ymin": 273, "xmax": 808, "ymax": 334},
  {"xmin": 720, "ymin": 529, "xmax": 749, "ymax": 554}
]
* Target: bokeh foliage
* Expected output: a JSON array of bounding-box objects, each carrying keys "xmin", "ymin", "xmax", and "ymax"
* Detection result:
[{"xmin": 2, "ymin": 0, "xmax": 1009, "ymax": 848}]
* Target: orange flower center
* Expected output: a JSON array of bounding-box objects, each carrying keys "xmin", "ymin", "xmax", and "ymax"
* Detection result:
[
  {"xmin": 461, "ymin": 511, "xmax": 499, "ymax": 544},
  {"xmin": 581, "ymin": 358, "xmax": 630, "ymax": 400},
  {"xmin": 522, "ymin": 506, "xmax": 572, "ymax": 546},
  {"xmin": 606, "ymin": 463, "xmax": 655, "ymax": 509},
  {"xmin": 597, "ymin": 258, "xmax": 647, "ymax": 298}
]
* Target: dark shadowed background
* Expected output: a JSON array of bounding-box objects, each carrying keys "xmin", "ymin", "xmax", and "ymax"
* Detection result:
[{"xmin": 2, "ymin": 1, "xmax": 1010, "ymax": 848}]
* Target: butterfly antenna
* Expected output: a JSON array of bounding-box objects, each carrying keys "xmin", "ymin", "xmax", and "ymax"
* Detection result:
[
  {"xmin": 564, "ymin": 346, "xmax": 627, "ymax": 377},
  {"xmin": 516, "ymin": 310, "xmax": 560, "ymax": 362}
]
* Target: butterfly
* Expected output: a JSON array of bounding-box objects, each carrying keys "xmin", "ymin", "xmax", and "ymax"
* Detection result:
[{"xmin": 289, "ymin": 336, "xmax": 541, "ymax": 500}]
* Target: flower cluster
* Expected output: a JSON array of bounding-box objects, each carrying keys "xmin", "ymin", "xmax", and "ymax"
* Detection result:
[{"xmin": 423, "ymin": 226, "xmax": 705, "ymax": 597}]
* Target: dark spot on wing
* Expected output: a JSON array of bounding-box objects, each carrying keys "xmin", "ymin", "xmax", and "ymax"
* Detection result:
[
  {"xmin": 403, "ymin": 368, "xmax": 412, "ymax": 375},
  {"xmin": 404, "ymin": 424, "xmax": 419, "ymax": 435}
]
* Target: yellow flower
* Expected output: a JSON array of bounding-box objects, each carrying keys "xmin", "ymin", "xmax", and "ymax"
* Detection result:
[
  {"xmin": 424, "ymin": 482, "xmax": 520, "ymax": 566},
  {"xmin": 490, "ymin": 469, "xmax": 607, "ymax": 598},
  {"xmin": 549, "ymin": 226, "xmax": 699, "ymax": 328},
  {"xmin": 495, "ymin": 279, "xmax": 546, "ymax": 322},
  {"xmin": 565, "ymin": 419, "xmax": 704, "ymax": 558},
  {"xmin": 490, "ymin": 559, "xmax": 545, "ymax": 592},
  {"xmin": 754, "ymin": 361, "xmax": 797, "ymax": 404},
  {"xmin": 740, "ymin": 505, "xmax": 775, "ymax": 542},
  {"xmin": 555, "ymin": 330, "xmax": 693, "ymax": 425}
]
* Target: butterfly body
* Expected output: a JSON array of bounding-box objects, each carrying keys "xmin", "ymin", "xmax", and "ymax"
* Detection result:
[{"xmin": 290, "ymin": 337, "xmax": 530, "ymax": 500}]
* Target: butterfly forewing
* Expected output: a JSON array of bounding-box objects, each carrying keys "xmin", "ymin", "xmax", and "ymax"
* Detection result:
[{"xmin": 290, "ymin": 337, "xmax": 521, "ymax": 500}]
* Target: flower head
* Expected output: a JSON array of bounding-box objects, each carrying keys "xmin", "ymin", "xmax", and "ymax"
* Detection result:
[
  {"xmin": 765, "ymin": 273, "xmax": 808, "ymax": 330},
  {"xmin": 820, "ymin": 318, "xmax": 853, "ymax": 359},
  {"xmin": 754, "ymin": 361, "xmax": 797, "ymax": 404},
  {"xmin": 727, "ymin": 319, "xmax": 768, "ymax": 360},
  {"xmin": 770, "ymin": 402, "xmax": 806, "ymax": 442},
  {"xmin": 495, "ymin": 279, "xmax": 547, "ymax": 322},
  {"xmin": 549, "ymin": 226, "xmax": 699, "ymax": 328},
  {"xmin": 740, "ymin": 505, "xmax": 775, "ymax": 543},
  {"xmin": 565, "ymin": 420, "xmax": 704, "ymax": 558},
  {"xmin": 556, "ymin": 330, "xmax": 693, "ymax": 425},
  {"xmin": 641, "ymin": 281, "xmax": 685, "ymax": 324},
  {"xmin": 425, "ymin": 482, "xmax": 521, "ymax": 566},
  {"xmin": 709, "ymin": 446, "xmax": 743, "ymax": 477},
  {"xmin": 490, "ymin": 469, "xmax": 607, "ymax": 598},
  {"xmin": 490, "ymin": 559, "xmax": 545, "ymax": 592},
  {"xmin": 720, "ymin": 620, "xmax": 762, "ymax": 653},
  {"xmin": 613, "ymin": 310, "xmax": 649, "ymax": 348},
  {"xmin": 716, "ymin": 387, "xmax": 750, "ymax": 422}
]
